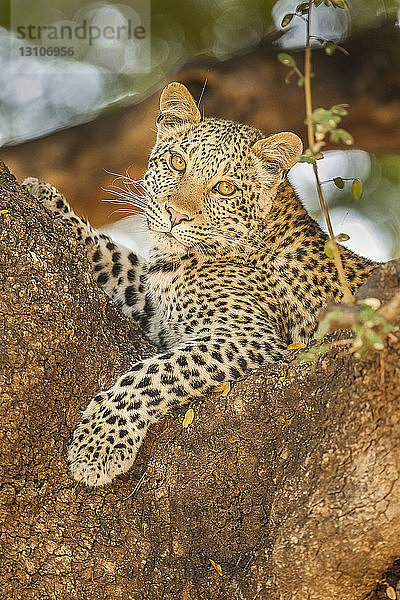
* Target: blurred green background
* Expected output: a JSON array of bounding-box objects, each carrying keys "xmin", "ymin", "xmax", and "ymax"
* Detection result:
[{"xmin": 0, "ymin": 0, "xmax": 400, "ymax": 261}]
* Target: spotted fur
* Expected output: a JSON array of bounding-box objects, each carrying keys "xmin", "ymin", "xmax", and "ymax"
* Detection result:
[{"xmin": 23, "ymin": 83, "xmax": 376, "ymax": 486}]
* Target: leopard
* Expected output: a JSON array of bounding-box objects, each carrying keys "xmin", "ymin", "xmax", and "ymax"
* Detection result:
[{"xmin": 23, "ymin": 82, "xmax": 377, "ymax": 487}]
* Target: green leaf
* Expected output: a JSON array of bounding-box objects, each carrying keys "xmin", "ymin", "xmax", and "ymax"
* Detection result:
[
  {"xmin": 299, "ymin": 344, "xmax": 330, "ymax": 362},
  {"xmin": 365, "ymin": 329, "xmax": 384, "ymax": 349},
  {"xmin": 330, "ymin": 128, "xmax": 354, "ymax": 145},
  {"xmin": 281, "ymin": 13, "xmax": 294, "ymax": 27},
  {"xmin": 277, "ymin": 53, "xmax": 296, "ymax": 67},
  {"xmin": 324, "ymin": 240, "xmax": 334, "ymax": 258},
  {"xmin": 297, "ymin": 76, "xmax": 305, "ymax": 87},
  {"xmin": 360, "ymin": 304, "xmax": 374, "ymax": 320},
  {"xmin": 352, "ymin": 178, "xmax": 362, "ymax": 200},
  {"xmin": 312, "ymin": 108, "xmax": 341, "ymax": 130},
  {"xmin": 312, "ymin": 108, "xmax": 332, "ymax": 122},
  {"xmin": 314, "ymin": 0, "xmax": 325, "ymax": 6},
  {"xmin": 332, "ymin": 0, "xmax": 347, "ymax": 7},
  {"xmin": 297, "ymin": 155, "xmax": 315, "ymax": 164},
  {"xmin": 337, "ymin": 129, "xmax": 353, "ymax": 144},
  {"xmin": 296, "ymin": 2, "xmax": 309, "ymax": 14},
  {"xmin": 331, "ymin": 104, "xmax": 348, "ymax": 116},
  {"xmin": 329, "ymin": 131, "xmax": 340, "ymax": 143},
  {"xmin": 325, "ymin": 41, "xmax": 336, "ymax": 55},
  {"xmin": 333, "ymin": 176, "xmax": 345, "ymax": 189},
  {"xmin": 316, "ymin": 310, "xmax": 341, "ymax": 339}
]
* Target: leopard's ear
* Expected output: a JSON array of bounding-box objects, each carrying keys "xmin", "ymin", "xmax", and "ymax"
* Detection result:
[
  {"xmin": 252, "ymin": 132, "xmax": 303, "ymax": 172},
  {"xmin": 157, "ymin": 82, "xmax": 201, "ymax": 136}
]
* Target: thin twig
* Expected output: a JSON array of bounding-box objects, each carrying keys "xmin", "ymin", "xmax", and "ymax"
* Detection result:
[{"xmin": 303, "ymin": 0, "xmax": 353, "ymax": 304}]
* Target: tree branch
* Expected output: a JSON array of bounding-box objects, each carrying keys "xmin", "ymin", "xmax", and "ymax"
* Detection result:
[{"xmin": 1, "ymin": 163, "xmax": 399, "ymax": 600}]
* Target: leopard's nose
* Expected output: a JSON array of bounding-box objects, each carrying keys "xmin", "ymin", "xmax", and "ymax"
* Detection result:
[{"xmin": 165, "ymin": 205, "xmax": 190, "ymax": 228}]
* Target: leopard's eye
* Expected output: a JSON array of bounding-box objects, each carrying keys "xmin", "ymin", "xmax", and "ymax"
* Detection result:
[
  {"xmin": 170, "ymin": 154, "xmax": 186, "ymax": 172},
  {"xmin": 214, "ymin": 181, "xmax": 237, "ymax": 196}
]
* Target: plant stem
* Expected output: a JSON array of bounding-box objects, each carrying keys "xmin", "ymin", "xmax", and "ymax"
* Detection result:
[{"xmin": 304, "ymin": 0, "xmax": 353, "ymax": 304}]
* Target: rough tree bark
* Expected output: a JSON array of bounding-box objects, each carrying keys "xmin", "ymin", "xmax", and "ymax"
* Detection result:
[{"xmin": 1, "ymin": 163, "xmax": 399, "ymax": 600}]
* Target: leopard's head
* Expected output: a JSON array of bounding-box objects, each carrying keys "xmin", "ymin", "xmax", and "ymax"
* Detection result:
[{"xmin": 143, "ymin": 82, "xmax": 303, "ymax": 257}]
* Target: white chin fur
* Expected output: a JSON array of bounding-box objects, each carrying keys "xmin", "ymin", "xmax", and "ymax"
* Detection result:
[{"xmin": 150, "ymin": 231, "xmax": 191, "ymax": 254}]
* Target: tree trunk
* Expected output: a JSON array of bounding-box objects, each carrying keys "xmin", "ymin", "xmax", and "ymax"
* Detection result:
[{"xmin": 1, "ymin": 163, "xmax": 399, "ymax": 600}]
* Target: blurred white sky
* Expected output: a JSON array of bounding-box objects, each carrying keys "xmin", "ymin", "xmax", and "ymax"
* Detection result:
[
  {"xmin": 291, "ymin": 151, "xmax": 390, "ymax": 262},
  {"xmin": 273, "ymin": 0, "xmax": 350, "ymax": 48}
]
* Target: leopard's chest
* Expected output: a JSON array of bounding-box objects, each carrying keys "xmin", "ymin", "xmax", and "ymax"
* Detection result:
[
  {"xmin": 145, "ymin": 248, "xmax": 333, "ymax": 350},
  {"xmin": 146, "ymin": 265, "xmax": 204, "ymax": 344},
  {"xmin": 146, "ymin": 257, "xmax": 259, "ymax": 341}
]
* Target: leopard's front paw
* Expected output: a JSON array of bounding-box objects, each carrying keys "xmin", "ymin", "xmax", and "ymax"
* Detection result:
[
  {"xmin": 68, "ymin": 391, "xmax": 148, "ymax": 487},
  {"xmin": 23, "ymin": 177, "xmax": 71, "ymax": 216}
]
